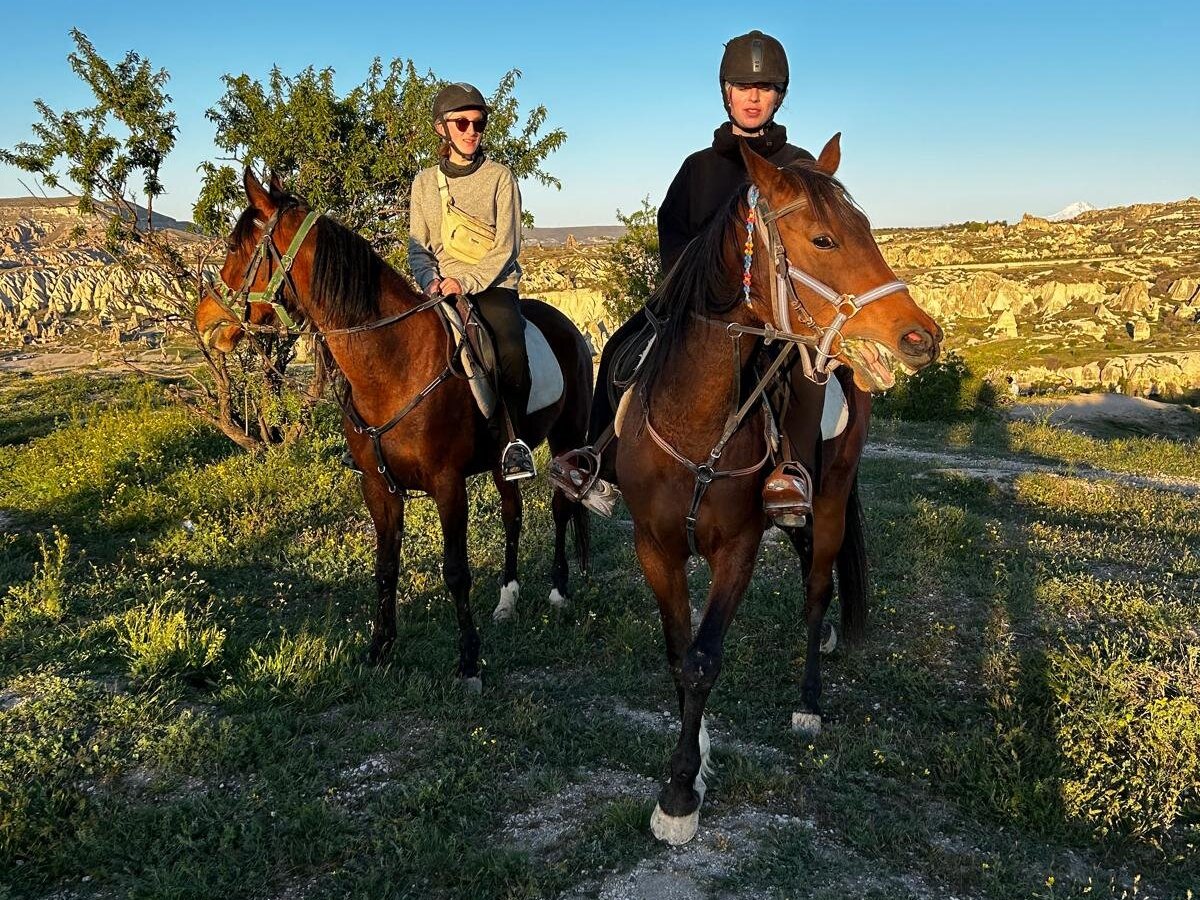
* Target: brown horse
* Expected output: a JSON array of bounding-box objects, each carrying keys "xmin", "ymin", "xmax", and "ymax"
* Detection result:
[
  {"xmin": 619, "ymin": 137, "xmax": 941, "ymax": 844},
  {"xmin": 209, "ymin": 170, "xmax": 594, "ymax": 686}
]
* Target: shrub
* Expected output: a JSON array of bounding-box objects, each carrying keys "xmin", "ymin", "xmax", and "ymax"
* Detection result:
[
  {"xmin": 1, "ymin": 528, "xmax": 71, "ymax": 630},
  {"xmin": 121, "ymin": 602, "xmax": 226, "ymax": 685},
  {"xmin": 876, "ymin": 350, "xmax": 997, "ymax": 421},
  {"xmin": 598, "ymin": 199, "xmax": 662, "ymax": 326}
]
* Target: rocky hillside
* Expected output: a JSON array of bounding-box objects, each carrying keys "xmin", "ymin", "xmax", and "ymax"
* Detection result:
[
  {"xmin": 0, "ymin": 197, "xmax": 207, "ymax": 344},
  {"xmin": 4, "ymin": 194, "xmax": 1199, "ymax": 397}
]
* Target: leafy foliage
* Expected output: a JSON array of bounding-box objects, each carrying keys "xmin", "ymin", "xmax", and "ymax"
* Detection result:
[
  {"xmin": 876, "ymin": 350, "xmax": 998, "ymax": 421},
  {"xmin": 0, "ymin": 29, "xmax": 177, "ymax": 237},
  {"xmin": 197, "ymin": 61, "xmax": 566, "ymax": 264},
  {"xmin": 597, "ymin": 199, "xmax": 662, "ymax": 325}
]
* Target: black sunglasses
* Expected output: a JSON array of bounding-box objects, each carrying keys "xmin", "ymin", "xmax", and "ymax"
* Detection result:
[{"xmin": 447, "ymin": 117, "xmax": 486, "ymax": 134}]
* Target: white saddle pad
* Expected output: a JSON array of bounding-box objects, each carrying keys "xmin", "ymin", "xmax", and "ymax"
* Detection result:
[
  {"xmin": 441, "ymin": 302, "xmax": 564, "ymax": 417},
  {"xmin": 821, "ymin": 375, "xmax": 849, "ymax": 440}
]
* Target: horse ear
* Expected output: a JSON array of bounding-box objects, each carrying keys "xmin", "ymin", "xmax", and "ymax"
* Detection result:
[
  {"xmin": 267, "ymin": 170, "xmax": 286, "ymax": 197},
  {"xmin": 243, "ymin": 167, "xmax": 273, "ymax": 212},
  {"xmin": 738, "ymin": 139, "xmax": 790, "ymax": 196},
  {"xmin": 814, "ymin": 133, "xmax": 842, "ymax": 176}
]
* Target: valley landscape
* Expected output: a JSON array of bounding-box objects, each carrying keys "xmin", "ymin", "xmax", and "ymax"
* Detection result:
[{"xmin": 2, "ymin": 192, "xmax": 1199, "ymax": 899}]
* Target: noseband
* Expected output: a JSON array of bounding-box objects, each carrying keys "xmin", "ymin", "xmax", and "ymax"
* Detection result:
[
  {"xmin": 208, "ymin": 207, "xmax": 322, "ymax": 334},
  {"xmin": 744, "ymin": 184, "xmax": 908, "ymax": 382}
]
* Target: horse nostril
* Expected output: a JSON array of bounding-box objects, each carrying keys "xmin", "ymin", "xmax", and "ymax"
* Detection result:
[{"xmin": 901, "ymin": 328, "xmax": 938, "ymax": 357}]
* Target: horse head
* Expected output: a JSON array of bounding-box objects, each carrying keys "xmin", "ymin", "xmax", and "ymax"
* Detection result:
[{"xmin": 740, "ymin": 135, "xmax": 942, "ymax": 390}]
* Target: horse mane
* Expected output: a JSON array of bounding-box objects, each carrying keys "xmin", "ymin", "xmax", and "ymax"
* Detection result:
[
  {"xmin": 231, "ymin": 190, "xmax": 384, "ymax": 330},
  {"xmin": 635, "ymin": 160, "xmax": 868, "ymax": 392}
]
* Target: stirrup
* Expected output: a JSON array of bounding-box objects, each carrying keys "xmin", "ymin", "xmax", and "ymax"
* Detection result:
[
  {"xmin": 762, "ymin": 460, "xmax": 813, "ymax": 528},
  {"xmin": 501, "ymin": 439, "xmax": 537, "ymax": 481},
  {"xmin": 549, "ymin": 448, "xmax": 622, "ymax": 517}
]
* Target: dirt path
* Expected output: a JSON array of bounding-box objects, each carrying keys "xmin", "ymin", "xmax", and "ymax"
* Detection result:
[{"xmin": 866, "ymin": 443, "xmax": 1200, "ymax": 496}]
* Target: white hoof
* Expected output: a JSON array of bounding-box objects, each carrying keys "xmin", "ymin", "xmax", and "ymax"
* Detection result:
[
  {"xmin": 548, "ymin": 587, "xmax": 568, "ymax": 609},
  {"xmin": 650, "ymin": 802, "xmax": 700, "ymax": 845},
  {"xmin": 791, "ymin": 711, "xmax": 822, "ymax": 735},
  {"xmin": 820, "ymin": 622, "xmax": 838, "ymax": 655},
  {"xmin": 492, "ymin": 580, "xmax": 519, "ymax": 622},
  {"xmin": 461, "ymin": 676, "xmax": 483, "ymax": 695}
]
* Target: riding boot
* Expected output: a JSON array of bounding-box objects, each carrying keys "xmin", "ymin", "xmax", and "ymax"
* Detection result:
[{"xmin": 762, "ymin": 460, "xmax": 814, "ymax": 528}]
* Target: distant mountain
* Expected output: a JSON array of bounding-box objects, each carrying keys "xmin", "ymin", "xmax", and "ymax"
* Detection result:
[{"xmin": 1046, "ymin": 201, "xmax": 1096, "ymax": 222}]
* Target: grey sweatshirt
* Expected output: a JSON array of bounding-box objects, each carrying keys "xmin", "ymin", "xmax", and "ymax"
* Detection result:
[{"xmin": 407, "ymin": 159, "xmax": 522, "ymax": 296}]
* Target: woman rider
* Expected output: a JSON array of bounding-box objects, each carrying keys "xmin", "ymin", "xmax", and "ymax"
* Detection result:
[
  {"xmin": 554, "ymin": 30, "xmax": 823, "ymax": 520},
  {"xmin": 408, "ymin": 82, "xmax": 537, "ymax": 480}
]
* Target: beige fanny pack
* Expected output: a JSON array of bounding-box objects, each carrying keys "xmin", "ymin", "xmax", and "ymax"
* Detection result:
[{"xmin": 437, "ymin": 169, "xmax": 496, "ymax": 264}]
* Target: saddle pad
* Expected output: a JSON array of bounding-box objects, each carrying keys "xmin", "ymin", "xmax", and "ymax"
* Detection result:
[
  {"xmin": 440, "ymin": 302, "xmax": 563, "ymax": 416},
  {"xmin": 821, "ymin": 374, "xmax": 849, "ymax": 440}
]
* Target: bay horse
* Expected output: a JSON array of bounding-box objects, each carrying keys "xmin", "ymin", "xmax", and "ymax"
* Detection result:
[
  {"xmin": 620, "ymin": 136, "xmax": 941, "ymax": 844},
  {"xmin": 206, "ymin": 170, "xmax": 593, "ymax": 686}
]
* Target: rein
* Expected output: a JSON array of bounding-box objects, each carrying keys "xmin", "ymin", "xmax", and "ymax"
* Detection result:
[
  {"xmin": 215, "ymin": 206, "xmax": 461, "ymax": 495},
  {"xmin": 642, "ymin": 179, "xmax": 906, "ymax": 556}
]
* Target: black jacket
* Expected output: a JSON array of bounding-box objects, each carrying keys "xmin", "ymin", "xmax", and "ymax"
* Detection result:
[{"xmin": 657, "ymin": 122, "xmax": 814, "ymax": 273}]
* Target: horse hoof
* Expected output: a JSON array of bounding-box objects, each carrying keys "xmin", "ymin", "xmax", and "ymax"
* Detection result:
[
  {"xmin": 791, "ymin": 711, "xmax": 822, "ymax": 736},
  {"xmin": 548, "ymin": 588, "xmax": 568, "ymax": 609},
  {"xmin": 820, "ymin": 622, "xmax": 838, "ymax": 655},
  {"xmin": 650, "ymin": 803, "xmax": 700, "ymax": 845},
  {"xmin": 492, "ymin": 580, "xmax": 519, "ymax": 623},
  {"xmin": 461, "ymin": 676, "xmax": 483, "ymax": 695}
]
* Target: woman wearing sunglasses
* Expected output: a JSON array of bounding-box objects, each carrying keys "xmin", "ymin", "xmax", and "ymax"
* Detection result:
[{"xmin": 408, "ymin": 82, "xmax": 536, "ymax": 480}]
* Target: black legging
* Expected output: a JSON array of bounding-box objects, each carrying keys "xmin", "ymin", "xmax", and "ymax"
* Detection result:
[{"xmin": 473, "ymin": 286, "xmax": 531, "ymax": 436}]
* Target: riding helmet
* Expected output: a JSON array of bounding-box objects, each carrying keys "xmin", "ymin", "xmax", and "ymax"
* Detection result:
[
  {"xmin": 431, "ymin": 82, "xmax": 490, "ymax": 124},
  {"xmin": 719, "ymin": 30, "xmax": 789, "ymax": 92}
]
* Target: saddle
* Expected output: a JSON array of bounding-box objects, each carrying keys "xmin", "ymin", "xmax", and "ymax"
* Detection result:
[{"xmin": 438, "ymin": 297, "xmax": 564, "ymax": 418}]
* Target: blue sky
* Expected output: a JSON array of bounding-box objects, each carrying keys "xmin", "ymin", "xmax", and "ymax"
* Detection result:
[{"xmin": 1, "ymin": 1, "xmax": 1195, "ymax": 228}]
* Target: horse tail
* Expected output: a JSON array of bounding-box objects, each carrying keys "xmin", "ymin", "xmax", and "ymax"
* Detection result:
[
  {"xmin": 837, "ymin": 475, "xmax": 869, "ymax": 644},
  {"xmin": 570, "ymin": 500, "xmax": 591, "ymax": 577}
]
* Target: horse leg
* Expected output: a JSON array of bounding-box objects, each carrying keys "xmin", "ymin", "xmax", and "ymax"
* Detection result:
[
  {"xmin": 789, "ymin": 492, "xmax": 844, "ymax": 734},
  {"xmin": 651, "ymin": 532, "xmax": 760, "ymax": 845},
  {"xmin": 546, "ymin": 488, "xmax": 580, "ymax": 609},
  {"xmin": 365, "ymin": 487, "xmax": 405, "ymax": 665},
  {"xmin": 433, "ymin": 477, "xmax": 482, "ymax": 689},
  {"xmin": 490, "ymin": 469, "xmax": 523, "ymax": 623}
]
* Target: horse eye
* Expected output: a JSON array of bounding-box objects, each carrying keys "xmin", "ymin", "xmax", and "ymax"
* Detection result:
[{"xmin": 813, "ymin": 235, "xmax": 837, "ymax": 250}]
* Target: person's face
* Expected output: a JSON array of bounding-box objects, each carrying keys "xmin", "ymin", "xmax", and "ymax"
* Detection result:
[
  {"xmin": 727, "ymin": 83, "xmax": 781, "ymax": 132},
  {"xmin": 436, "ymin": 109, "xmax": 487, "ymax": 158}
]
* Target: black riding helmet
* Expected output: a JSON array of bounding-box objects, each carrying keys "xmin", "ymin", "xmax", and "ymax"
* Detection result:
[
  {"xmin": 719, "ymin": 30, "xmax": 789, "ymax": 123},
  {"xmin": 431, "ymin": 82, "xmax": 490, "ymax": 125}
]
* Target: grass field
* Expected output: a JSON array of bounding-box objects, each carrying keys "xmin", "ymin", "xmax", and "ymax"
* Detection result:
[{"xmin": 1, "ymin": 373, "xmax": 1198, "ymax": 899}]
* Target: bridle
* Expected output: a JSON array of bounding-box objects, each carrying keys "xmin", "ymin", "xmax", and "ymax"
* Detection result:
[
  {"xmin": 742, "ymin": 183, "xmax": 909, "ymax": 382},
  {"xmin": 638, "ymin": 179, "xmax": 909, "ymax": 556},
  {"xmin": 205, "ymin": 206, "xmax": 444, "ymax": 342},
  {"xmin": 208, "ymin": 203, "xmax": 459, "ymax": 495}
]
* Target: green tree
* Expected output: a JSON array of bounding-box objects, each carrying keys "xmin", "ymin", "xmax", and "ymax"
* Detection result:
[
  {"xmin": 196, "ymin": 60, "xmax": 566, "ymax": 265},
  {"xmin": 598, "ymin": 198, "xmax": 662, "ymax": 325},
  {"xmin": 2, "ymin": 29, "xmax": 177, "ymax": 238},
  {"xmin": 2, "ymin": 31, "xmax": 302, "ymax": 451}
]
